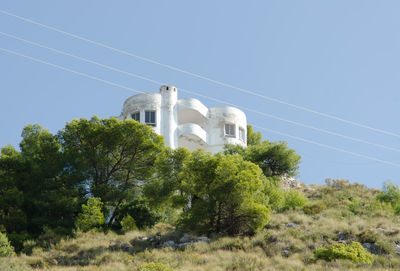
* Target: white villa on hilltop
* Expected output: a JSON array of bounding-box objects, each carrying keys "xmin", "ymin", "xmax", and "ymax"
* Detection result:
[{"xmin": 118, "ymin": 85, "xmax": 247, "ymax": 153}]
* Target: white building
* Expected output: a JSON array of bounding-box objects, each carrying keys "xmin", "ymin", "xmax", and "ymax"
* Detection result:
[{"xmin": 118, "ymin": 85, "xmax": 247, "ymax": 153}]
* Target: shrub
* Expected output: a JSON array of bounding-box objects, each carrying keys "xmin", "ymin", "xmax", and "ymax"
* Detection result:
[
  {"xmin": 6, "ymin": 232, "xmax": 30, "ymax": 252},
  {"xmin": 76, "ymin": 197, "xmax": 105, "ymax": 232},
  {"xmin": 22, "ymin": 239, "xmax": 36, "ymax": 255},
  {"xmin": 0, "ymin": 233, "xmax": 15, "ymax": 257},
  {"xmin": 313, "ymin": 242, "xmax": 373, "ymax": 264},
  {"xmin": 114, "ymin": 198, "xmax": 160, "ymax": 230},
  {"xmin": 263, "ymin": 178, "xmax": 285, "ymax": 211},
  {"xmin": 120, "ymin": 215, "xmax": 138, "ymax": 233},
  {"xmin": 138, "ymin": 262, "xmax": 173, "ymax": 271},
  {"xmin": 283, "ymin": 190, "xmax": 308, "ymax": 210},
  {"xmin": 303, "ymin": 202, "xmax": 325, "ymax": 215},
  {"xmin": 376, "ymin": 181, "xmax": 400, "ymax": 203},
  {"xmin": 36, "ymin": 227, "xmax": 65, "ymax": 248}
]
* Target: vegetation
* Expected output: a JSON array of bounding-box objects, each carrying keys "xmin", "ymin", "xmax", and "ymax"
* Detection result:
[
  {"xmin": 313, "ymin": 242, "xmax": 374, "ymax": 264},
  {"xmin": 75, "ymin": 198, "xmax": 105, "ymax": 232},
  {"xmin": 1, "ymin": 119, "xmax": 400, "ymax": 270},
  {"xmin": 0, "ymin": 232, "xmax": 15, "ymax": 257}
]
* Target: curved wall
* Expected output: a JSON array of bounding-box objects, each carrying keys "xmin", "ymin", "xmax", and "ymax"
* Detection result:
[
  {"xmin": 207, "ymin": 106, "xmax": 247, "ymax": 152},
  {"xmin": 119, "ymin": 93, "xmax": 161, "ymax": 134},
  {"xmin": 117, "ymin": 86, "xmax": 247, "ymax": 153}
]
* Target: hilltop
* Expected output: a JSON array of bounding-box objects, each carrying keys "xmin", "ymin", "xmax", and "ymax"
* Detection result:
[
  {"xmin": 1, "ymin": 118, "xmax": 400, "ymax": 270},
  {"xmin": 2, "ymin": 179, "xmax": 400, "ymax": 271}
]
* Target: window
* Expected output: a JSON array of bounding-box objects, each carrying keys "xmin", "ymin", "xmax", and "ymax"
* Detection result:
[
  {"xmin": 224, "ymin": 124, "xmax": 236, "ymax": 137},
  {"xmin": 131, "ymin": 112, "xmax": 140, "ymax": 122},
  {"xmin": 145, "ymin": 111, "xmax": 156, "ymax": 126},
  {"xmin": 239, "ymin": 127, "xmax": 245, "ymax": 142}
]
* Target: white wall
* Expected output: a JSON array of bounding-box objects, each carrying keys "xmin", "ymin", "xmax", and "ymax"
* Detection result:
[{"xmin": 119, "ymin": 86, "xmax": 247, "ymax": 153}]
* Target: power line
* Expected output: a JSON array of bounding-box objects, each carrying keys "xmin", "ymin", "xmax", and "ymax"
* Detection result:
[
  {"xmin": 0, "ymin": 47, "xmax": 146, "ymax": 94},
  {"xmin": 1, "ymin": 8, "xmax": 399, "ymax": 138},
  {"xmin": 1, "ymin": 31, "xmax": 400, "ymax": 153},
  {"xmin": 252, "ymin": 125, "xmax": 400, "ymax": 168},
  {"xmin": 1, "ymin": 46, "xmax": 399, "ymax": 168}
]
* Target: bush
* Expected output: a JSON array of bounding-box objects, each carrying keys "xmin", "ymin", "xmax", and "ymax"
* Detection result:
[
  {"xmin": 114, "ymin": 198, "xmax": 160, "ymax": 230},
  {"xmin": 283, "ymin": 190, "xmax": 308, "ymax": 211},
  {"xmin": 22, "ymin": 239, "xmax": 36, "ymax": 255},
  {"xmin": 303, "ymin": 202, "xmax": 325, "ymax": 215},
  {"xmin": 313, "ymin": 242, "xmax": 373, "ymax": 264},
  {"xmin": 376, "ymin": 181, "xmax": 400, "ymax": 203},
  {"xmin": 0, "ymin": 233, "xmax": 15, "ymax": 257},
  {"xmin": 120, "ymin": 215, "xmax": 138, "ymax": 233},
  {"xmin": 263, "ymin": 178, "xmax": 285, "ymax": 211},
  {"xmin": 76, "ymin": 197, "xmax": 105, "ymax": 232},
  {"xmin": 7, "ymin": 232, "xmax": 30, "ymax": 252},
  {"xmin": 138, "ymin": 262, "xmax": 173, "ymax": 271}
]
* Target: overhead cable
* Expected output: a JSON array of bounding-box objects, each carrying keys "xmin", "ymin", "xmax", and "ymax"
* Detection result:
[
  {"xmin": 1, "ymin": 32, "xmax": 399, "ymax": 153},
  {"xmin": 1, "ymin": 8, "xmax": 399, "ymax": 138},
  {"xmin": 1, "ymin": 46, "xmax": 399, "ymax": 167}
]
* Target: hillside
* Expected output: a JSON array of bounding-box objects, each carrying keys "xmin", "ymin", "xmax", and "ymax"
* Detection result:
[{"xmin": 2, "ymin": 179, "xmax": 400, "ymax": 271}]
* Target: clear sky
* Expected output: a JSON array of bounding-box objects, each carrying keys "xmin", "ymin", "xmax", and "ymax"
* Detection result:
[{"xmin": 1, "ymin": 1, "xmax": 399, "ymax": 188}]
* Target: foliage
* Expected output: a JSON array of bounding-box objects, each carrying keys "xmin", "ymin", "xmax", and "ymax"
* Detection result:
[
  {"xmin": 0, "ymin": 125, "xmax": 83, "ymax": 250},
  {"xmin": 376, "ymin": 181, "xmax": 400, "ymax": 215},
  {"xmin": 76, "ymin": 197, "xmax": 105, "ymax": 232},
  {"xmin": 59, "ymin": 116, "xmax": 164, "ymax": 224},
  {"xmin": 313, "ymin": 242, "xmax": 373, "ymax": 264},
  {"xmin": 138, "ymin": 262, "xmax": 173, "ymax": 271},
  {"xmin": 225, "ymin": 125, "xmax": 300, "ymax": 178},
  {"xmin": 225, "ymin": 140, "xmax": 301, "ymax": 178},
  {"xmin": 376, "ymin": 181, "xmax": 400, "ymax": 203},
  {"xmin": 144, "ymin": 147, "xmax": 191, "ymax": 210},
  {"xmin": 0, "ymin": 232, "xmax": 15, "ymax": 257},
  {"xmin": 263, "ymin": 177, "xmax": 285, "ymax": 211},
  {"xmin": 303, "ymin": 201, "xmax": 325, "ymax": 215},
  {"xmin": 246, "ymin": 124, "xmax": 262, "ymax": 146},
  {"xmin": 245, "ymin": 141, "xmax": 301, "ymax": 177},
  {"xmin": 113, "ymin": 198, "xmax": 160, "ymax": 230},
  {"xmin": 120, "ymin": 215, "xmax": 138, "ymax": 233},
  {"xmin": 178, "ymin": 151, "xmax": 270, "ymax": 235},
  {"xmin": 282, "ymin": 190, "xmax": 308, "ymax": 211}
]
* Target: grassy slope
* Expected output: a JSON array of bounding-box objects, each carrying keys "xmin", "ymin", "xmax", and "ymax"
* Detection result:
[{"xmin": 2, "ymin": 180, "xmax": 400, "ymax": 271}]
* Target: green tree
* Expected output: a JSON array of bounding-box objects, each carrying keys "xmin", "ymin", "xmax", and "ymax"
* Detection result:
[
  {"xmin": 246, "ymin": 124, "xmax": 262, "ymax": 146},
  {"xmin": 224, "ymin": 126, "xmax": 300, "ymax": 178},
  {"xmin": 76, "ymin": 197, "xmax": 105, "ymax": 232},
  {"xmin": 179, "ymin": 151, "xmax": 270, "ymax": 235},
  {"xmin": 19, "ymin": 124, "xmax": 83, "ymax": 235},
  {"xmin": 144, "ymin": 147, "xmax": 191, "ymax": 209},
  {"xmin": 0, "ymin": 146, "xmax": 27, "ymax": 238},
  {"xmin": 244, "ymin": 140, "xmax": 301, "ymax": 177},
  {"xmin": 59, "ymin": 117, "xmax": 164, "ymax": 224},
  {"xmin": 0, "ymin": 125, "xmax": 83, "ymax": 250}
]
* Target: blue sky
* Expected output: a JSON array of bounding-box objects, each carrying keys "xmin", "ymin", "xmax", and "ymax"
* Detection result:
[{"xmin": 1, "ymin": 1, "xmax": 399, "ymax": 188}]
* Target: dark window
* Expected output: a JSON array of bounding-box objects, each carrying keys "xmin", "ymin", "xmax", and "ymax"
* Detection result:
[
  {"xmin": 145, "ymin": 111, "xmax": 156, "ymax": 126},
  {"xmin": 131, "ymin": 112, "xmax": 140, "ymax": 122},
  {"xmin": 224, "ymin": 124, "xmax": 236, "ymax": 137}
]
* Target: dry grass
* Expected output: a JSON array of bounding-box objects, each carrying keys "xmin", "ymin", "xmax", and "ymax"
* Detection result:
[{"xmin": 3, "ymin": 181, "xmax": 400, "ymax": 270}]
